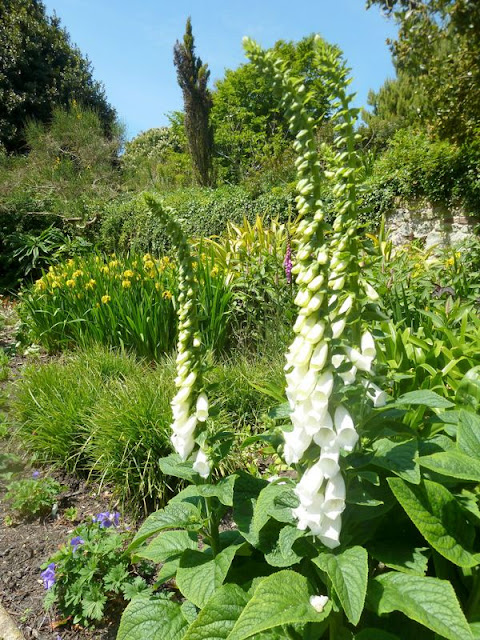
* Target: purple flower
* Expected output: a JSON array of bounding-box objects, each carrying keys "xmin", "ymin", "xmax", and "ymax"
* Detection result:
[
  {"xmin": 69, "ymin": 536, "xmax": 85, "ymax": 552},
  {"xmin": 41, "ymin": 563, "xmax": 55, "ymax": 590},
  {"xmin": 92, "ymin": 511, "xmax": 120, "ymax": 528},
  {"xmin": 32, "ymin": 470, "xmax": 40, "ymax": 479},
  {"xmin": 284, "ymin": 241, "xmax": 293, "ymax": 284}
]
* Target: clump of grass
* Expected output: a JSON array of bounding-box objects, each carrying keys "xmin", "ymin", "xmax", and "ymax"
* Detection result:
[
  {"xmin": 12, "ymin": 346, "xmax": 141, "ymax": 470},
  {"xmin": 86, "ymin": 361, "xmax": 177, "ymax": 513}
]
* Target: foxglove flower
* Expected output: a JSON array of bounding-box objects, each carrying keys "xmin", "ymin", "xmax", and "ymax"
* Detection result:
[
  {"xmin": 244, "ymin": 37, "xmax": 388, "ymax": 550},
  {"xmin": 143, "ymin": 195, "xmax": 210, "ymax": 473}
]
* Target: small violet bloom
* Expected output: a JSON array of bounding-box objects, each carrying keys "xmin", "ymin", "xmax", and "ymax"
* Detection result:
[
  {"xmin": 284, "ymin": 241, "xmax": 293, "ymax": 284},
  {"xmin": 93, "ymin": 511, "xmax": 120, "ymax": 528},
  {"xmin": 41, "ymin": 563, "xmax": 55, "ymax": 590},
  {"xmin": 69, "ymin": 536, "xmax": 85, "ymax": 552},
  {"xmin": 32, "ymin": 470, "xmax": 40, "ymax": 479}
]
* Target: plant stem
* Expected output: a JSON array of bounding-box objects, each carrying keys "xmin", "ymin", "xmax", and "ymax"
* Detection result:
[
  {"xmin": 467, "ymin": 567, "xmax": 480, "ymax": 619},
  {"xmin": 204, "ymin": 496, "xmax": 220, "ymax": 556}
]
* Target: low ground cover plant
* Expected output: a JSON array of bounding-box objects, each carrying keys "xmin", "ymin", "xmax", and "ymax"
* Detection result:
[
  {"xmin": 114, "ymin": 38, "xmax": 480, "ymax": 640},
  {"xmin": 41, "ymin": 511, "xmax": 152, "ymax": 628},
  {"xmin": 5, "ymin": 473, "xmax": 63, "ymax": 519}
]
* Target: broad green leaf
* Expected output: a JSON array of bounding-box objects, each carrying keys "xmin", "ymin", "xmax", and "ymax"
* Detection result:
[
  {"xmin": 196, "ymin": 475, "xmax": 237, "ymax": 506},
  {"xmin": 176, "ymin": 545, "xmax": 240, "ymax": 609},
  {"xmin": 129, "ymin": 502, "xmax": 202, "ymax": 551},
  {"xmin": 367, "ymin": 572, "xmax": 473, "ymax": 640},
  {"xmin": 371, "ymin": 438, "xmax": 420, "ymax": 483},
  {"xmin": 159, "ymin": 454, "xmax": 199, "ymax": 481},
  {"xmin": 313, "ymin": 546, "xmax": 368, "ymax": 625},
  {"xmin": 228, "ymin": 570, "xmax": 331, "ymax": 640},
  {"xmin": 419, "ymin": 450, "xmax": 480, "ymax": 481},
  {"xmin": 181, "ymin": 601, "xmax": 198, "ymax": 625},
  {"xmin": 470, "ymin": 622, "xmax": 480, "ymax": 640},
  {"xmin": 117, "ymin": 597, "xmax": 189, "ymax": 640},
  {"xmin": 458, "ymin": 410, "xmax": 480, "ymax": 458},
  {"xmin": 268, "ymin": 402, "xmax": 291, "ymax": 419},
  {"xmin": 388, "ymin": 478, "xmax": 477, "ymax": 568},
  {"xmin": 232, "ymin": 471, "xmax": 269, "ymax": 542},
  {"xmin": 393, "ymin": 390, "xmax": 454, "ymax": 409},
  {"xmin": 183, "ymin": 584, "xmax": 249, "ymax": 640},
  {"xmin": 354, "ymin": 630, "xmax": 399, "ymax": 640},
  {"xmin": 263, "ymin": 523, "xmax": 313, "ymax": 568},
  {"xmin": 135, "ymin": 530, "xmax": 198, "ymax": 564},
  {"xmin": 157, "ymin": 558, "xmax": 180, "ymax": 583},
  {"xmin": 368, "ymin": 542, "xmax": 429, "ymax": 576}
]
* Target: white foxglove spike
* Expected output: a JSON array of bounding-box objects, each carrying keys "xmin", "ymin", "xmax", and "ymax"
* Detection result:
[{"xmin": 363, "ymin": 380, "xmax": 389, "ymax": 408}]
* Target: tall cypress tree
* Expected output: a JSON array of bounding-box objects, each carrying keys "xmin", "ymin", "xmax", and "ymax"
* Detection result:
[{"xmin": 173, "ymin": 17, "xmax": 214, "ymax": 187}]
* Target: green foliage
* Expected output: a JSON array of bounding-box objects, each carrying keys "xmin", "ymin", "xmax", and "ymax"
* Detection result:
[
  {"xmin": 18, "ymin": 252, "xmax": 179, "ymax": 358},
  {"xmin": 211, "ymin": 35, "xmax": 331, "ymax": 183},
  {"xmin": 42, "ymin": 518, "xmax": 151, "ymax": 628},
  {"xmin": 121, "ymin": 127, "xmax": 192, "ymax": 191},
  {"xmin": 0, "ymin": 103, "xmax": 121, "ymax": 289},
  {"xmin": 174, "ymin": 18, "xmax": 214, "ymax": 187},
  {"xmin": 117, "ymin": 35, "xmax": 480, "ymax": 640},
  {"xmin": 98, "ymin": 187, "xmax": 295, "ymax": 261},
  {"xmin": 0, "ymin": 0, "xmax": 116, "ymax": 152},
  {"xmin": 361, "ymin": 73, "xmax": 428, "ymax": 151},
  {"xmin": 12, "ymin": 346, "xmax": 141, "ymax": 470},
  {"xmin": 363, "ymin": 128, "xmax": 480, "ymax": 222},
  {"xmin": 366, "ymin": 0, "xmax": 480, "ymax": 143},
  {"xmin": 5, "ymin": 475, "xmax": 63, "ymax": 519}
]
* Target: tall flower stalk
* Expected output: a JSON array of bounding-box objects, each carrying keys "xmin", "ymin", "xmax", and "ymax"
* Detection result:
[
  {"xmin": 143, "ymin": 194, "xmax": 211, "ymax": 478},
  {"xmin": 244, "ymin": 37, "xmax": 385, "ymax": 549}
]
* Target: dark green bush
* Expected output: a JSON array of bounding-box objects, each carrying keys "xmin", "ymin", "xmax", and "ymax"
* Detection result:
[
  {"xmin": 363, "ymin": 128, "xmax": 480, "ymax": 226},
  {"xmin": 98, "ymin": 186, "xmax": 296, "ymax": 255}
]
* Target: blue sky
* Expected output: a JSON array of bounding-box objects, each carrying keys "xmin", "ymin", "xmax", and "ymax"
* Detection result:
[{"xmin": 43, "ymin": 0, "xmax": 397, "ymax": 140}]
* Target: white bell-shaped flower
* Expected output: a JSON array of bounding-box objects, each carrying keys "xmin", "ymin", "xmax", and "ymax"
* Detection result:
[
  {"xmin": 334, "ymin": 405, "xmax": 358, "ymax": 452},
  {"xmin": 319, "ymin": 514, "xmax": 342, "ymax": 549},
  {"xmin": 193, "ymin": 447, "xmax": 210, "ymax": 478},
  {"xmin": 322, "ymin": 472, "xmax": 346, "ymax": 518},
  {"xmin": 196, "ymin": 393, "xmax": 209, "ymax": 422}
]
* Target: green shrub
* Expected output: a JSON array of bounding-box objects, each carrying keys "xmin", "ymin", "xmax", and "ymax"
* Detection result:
[
  {"xmin": 363, "ymin": 128, "xmax": 480, "ymax": 225},
  {"xmin": 42, "ymin": 515, "xmax": 151, "ymax": 628},
  {"xmin": 6, "ymin": 475, "xmax": 63, "ymax": 519},
  {"xmin": 97, "ymin": 186, "xmax": 295, "ymax": 256},
  {"xmin": 86, "ymin": 364, "xmax": 176, "ymax": 512}
]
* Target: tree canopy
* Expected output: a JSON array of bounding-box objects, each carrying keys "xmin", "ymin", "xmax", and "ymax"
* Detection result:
[
  {"xmin": 0, "ymin": 0, "xmax": 116, "ymax": 153},
  {"xmin": 366, "ymin": 0, "xmax": 480, "ymax": 142},
  {"xmin": 211, "ymin": 35, "xmax": 332, "ymax": 182}
]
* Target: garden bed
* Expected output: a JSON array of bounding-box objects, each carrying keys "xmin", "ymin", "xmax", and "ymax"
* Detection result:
[{"xmin": 0, "ymin": 469, "xmax": 123, "ymax": 640}]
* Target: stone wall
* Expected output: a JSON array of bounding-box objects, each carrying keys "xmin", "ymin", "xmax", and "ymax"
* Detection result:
[{"xmin": 385, "ymin": 200, "xmax": 479, "ymax": 249}]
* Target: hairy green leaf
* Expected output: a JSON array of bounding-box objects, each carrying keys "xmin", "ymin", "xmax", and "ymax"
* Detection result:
[
  {"xmin": 371, "ymin": 438, "xmax": 420, "ymax": 483},
  {"xmin": 135, "ymin": 530, "xmax": 198, "ymax": 564},
  {"xmin": 419, "ymin": 450, "xmax": 480, "ymax": 481},
  {"xmin": 368, "ymin": 542, "xmax": 429, "ymax": 576},
  {"xmin": 393, "ymin": 390, "xmax": 454, "ymax": 409},
  {"xmin": 117, "ymin": 597, "xmax": 189, "ymax": 640},
  {"xmin": 313, "ymin": 546, "xmax": 368, "ymax": 625},
  {"xmin": 176, "ymin": 545, "xmax": 240, "ymax": 609},
  {"xmin": 183, "ymin": 584, "xmax": 249, "ymax": 640},
  {"xmin": 228, "ymin": 570, "xmax": 331, "ymax": 640},
  {"xmin": 388, "ymin": 478, "xmax": 477, "ymax": 567},
  {"xmin": 129, "ymin": 502, "xmax": 203, "ymax": 551},
  {"xmin": 368, "ymin": 573, "xmax": 473, "ymax": 640},
  {"xmin": 458, "ymin": 411, "xmax": 480, "ymax": 458}
]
